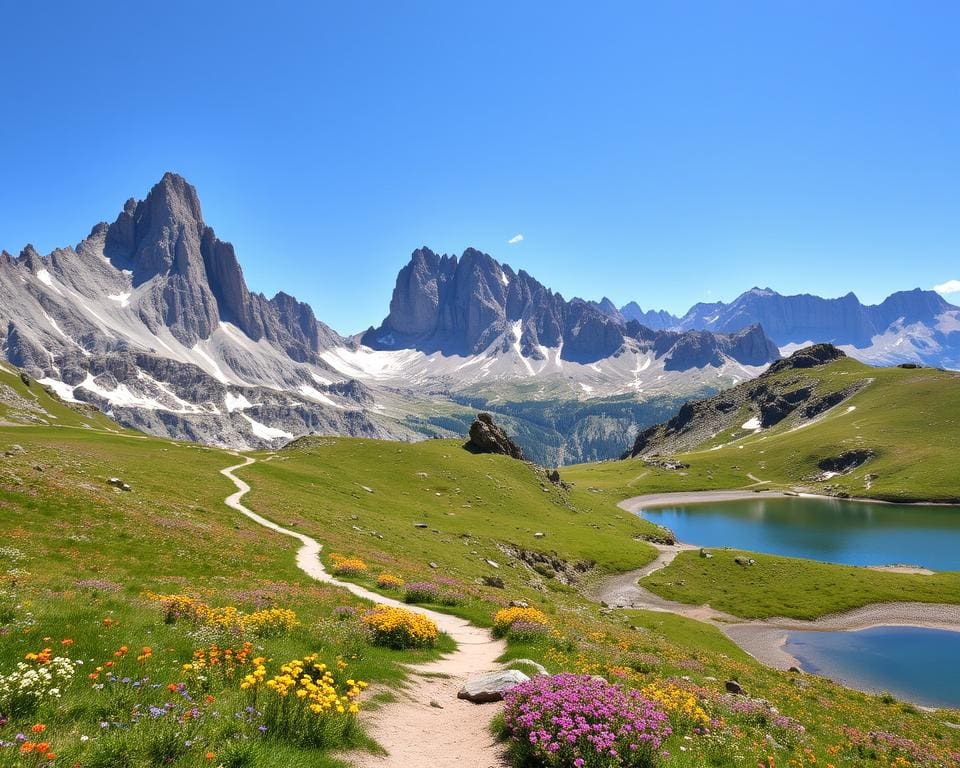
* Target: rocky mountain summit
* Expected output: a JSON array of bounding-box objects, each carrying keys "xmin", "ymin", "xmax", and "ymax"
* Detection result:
[
  {"xmin": 0, "ymin": 173, "xmax": 392, "ymax": 448},
  {"xmin": 363, "ymin": 247, "xmax": 781, "ymax": 368}
]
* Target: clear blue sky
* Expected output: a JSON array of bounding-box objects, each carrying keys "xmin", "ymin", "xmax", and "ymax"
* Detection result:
[{"xmin": 2, "ymin": 1, "xmax": 958, "ymax": 334}]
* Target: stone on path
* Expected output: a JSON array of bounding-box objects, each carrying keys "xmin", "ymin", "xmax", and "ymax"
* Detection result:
[{"xmin": 457, "ymin": 670, "xmax": 530, "ymax": 703}]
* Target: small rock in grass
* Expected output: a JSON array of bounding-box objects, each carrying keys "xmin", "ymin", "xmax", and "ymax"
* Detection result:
[
  {"xmin": 413, "ymin": 522, "xmax": 429, "ymax": 528},
  {"xmin": 360, "ymin": 485, "xmax": 374, "ymax": 493},
  {"xmin": 481, "ymin": 575, "xmax": 505, "ymax": 589},
  {"xmin": 509, "ymin": 659, "xmax": 548, "ymax": 676},
  {"xmin": 533, "ymin": 532, "xmax": 545, "ymax": 539},
  {"xmin": 725, "ymin": 680, "xmax": 746, "ymax": 695},
  {"xmin": 428, "ymin": 561, "xmax": 439, "ymax": 569},
  {"xmin": 509, "ymin": 600, "xmax": 529, "ymax": 608},
  {"xmin": 486, "ymin": 559, "xmax": 500, "ymax": 569}
]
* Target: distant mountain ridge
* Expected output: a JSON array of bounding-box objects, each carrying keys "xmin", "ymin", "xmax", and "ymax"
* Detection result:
[{"xmin": 611, "ymin": 286, "xmax": 960, "ymax": 368}]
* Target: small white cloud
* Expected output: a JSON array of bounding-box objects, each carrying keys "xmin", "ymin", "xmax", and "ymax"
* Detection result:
[
  {"xmin": 507, "ymin": 233, "xmax": 524, "ymax": 244},
  {"xmin": 934, "ymin": 279, "xmax": 960, "ymax": 295}
]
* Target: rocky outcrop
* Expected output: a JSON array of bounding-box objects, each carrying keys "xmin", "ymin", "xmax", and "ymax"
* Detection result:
[
  {"xmin": 625, "ymin": 345, "xmax": 867, "ymax": 457},
  {"xmin": 465, "ymin": 413, "xmax": 524, "ymax": 459},
  {"xmin": 767, "ymin": 343, "xmax": 846, "ymax": 374},
  {"xmin": 817, "ymin": 449, "xmax": 875, "ymax": 474}
]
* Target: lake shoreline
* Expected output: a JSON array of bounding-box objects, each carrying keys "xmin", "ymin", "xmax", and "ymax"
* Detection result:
[
  {"xmin": 619, "ymin": 488, "xmax": 960, "ymax": 513},
  {"xmin": 599, "ymin": 489, "xmax": 960, "ymax": 706}
]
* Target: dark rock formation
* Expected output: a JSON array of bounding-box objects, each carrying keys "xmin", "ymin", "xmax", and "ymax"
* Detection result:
[
  {"xmin": 767, "ymin": 343, "xmax": 846, "ymax": 374},
  {"xmin": 465, "ymin": 413, "xmax": 524, "ymax": 459},
  {"xmin": 817, "ymin": 449, "xmax": 876, "ymax": 474},
  {"xmin": 625, "ymin": 345, "xmax": 867, "ymax": 458}
]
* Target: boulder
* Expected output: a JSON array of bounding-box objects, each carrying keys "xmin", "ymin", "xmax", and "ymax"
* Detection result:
[
  {"xmin": 457, "ymin": 670, "xmax": 530, "ymax": 703},
  {"xmin": 725, "ymin": 680, "xmax": 746, "ymax": 695},
  {"xmin": 465, "ymin": 413, "xmax": 524, "ymax": 460}
]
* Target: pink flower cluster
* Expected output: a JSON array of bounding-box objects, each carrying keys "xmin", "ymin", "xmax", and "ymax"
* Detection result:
[{"xmin": 503, "ymin": 673, "xmax": 671, "ymax": 767}]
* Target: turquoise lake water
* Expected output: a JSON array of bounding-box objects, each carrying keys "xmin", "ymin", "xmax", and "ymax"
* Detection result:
[
  {"xmin": 785, "ymin": 626, "xmax": 960, "ymax": 708},
  {"xmin": 639, "ymin": 496, "xmax": 960, "ymax": 570}
]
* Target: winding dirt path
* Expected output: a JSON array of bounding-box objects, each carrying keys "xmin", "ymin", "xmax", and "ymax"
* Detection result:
[{"xmin": 221, "ymin": 456, "xmax": 509, "ymax": 768}]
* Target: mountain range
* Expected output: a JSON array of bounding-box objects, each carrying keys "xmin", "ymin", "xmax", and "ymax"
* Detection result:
[
  {"xmin": 597, "ymin": 287, "xmax": 959, "ymax": 368},
  {"xmin": 1, "ymin": 173, "xmax": 956, "ymax": 462}
]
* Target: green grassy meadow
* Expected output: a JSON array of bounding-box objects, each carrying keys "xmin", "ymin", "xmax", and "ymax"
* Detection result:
[{"xmin": 2, "ymin": 361, "xmax": 960, "ymax": 767}]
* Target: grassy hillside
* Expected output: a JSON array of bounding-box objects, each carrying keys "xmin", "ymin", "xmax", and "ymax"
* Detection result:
[
  {"xmin": 565, "ymin": 356, "xmax": 960, "ymax": 502},
  {"xmin": 2, "ymin": 361, "xmax": 960, "ymax": 766},
  {"xmin": 642, "ymin": 549, "xmax": 960, "ymax": 620}
]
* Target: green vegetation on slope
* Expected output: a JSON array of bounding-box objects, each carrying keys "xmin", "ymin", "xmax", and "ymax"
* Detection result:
[
  {"xmin": 642, "ymin": 549, "xmax": 960, "ymax": 620},
  {"xmin": 0, "ymin": 424, "xmax": 447, "ymax": 767},
  {"xmin": 2, "ymin": 361, "xmax": 959, "ymax": 767},
  {"xmin": 565, "ymin": 357, "xmax": 960, "ymax": 502}
]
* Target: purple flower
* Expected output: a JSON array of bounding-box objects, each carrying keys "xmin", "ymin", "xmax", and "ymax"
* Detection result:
[{"xmin": 502, "ymin": 674, "xmax": 671, "ymax": 767}]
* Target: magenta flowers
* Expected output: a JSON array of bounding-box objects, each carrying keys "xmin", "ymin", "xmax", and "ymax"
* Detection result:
[{"xmin": 503, "ymin": 673, "xmax": 671, "ymax": 767}]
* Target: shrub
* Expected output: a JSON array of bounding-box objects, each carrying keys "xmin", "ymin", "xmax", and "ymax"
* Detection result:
[
  {"xmin": 640, "ymin": 681, "xmax": 710, "ymax": 729},
  {"xmin": 403, "ymin": 581, "xmax": 461, "ymax": 606},
  {"xmin": 493, "ymin": 606, "xmax": 549, "ymax": 638},
  {"xmin": 144, "ymin": 593, "xmax": 298, "ymax": 638},
  {"xmin": 502, "ymin": 673, "xmax": 671, "ymax": 768},
  {"xmin": 242, "ymin": 654, "xmax": 367, "ymax": 747},
  {"xmin": 330, "ymin": 554, "xmax": 368, "ymax": 576},
  {"xmin": 0, "ymin": 652, "xmax": 76, "ymax": 717},
  {"xmin": 377, "ymin": 573, "xmax": 404, "ymax": 589},
  {"xmin": 507, "ymin": 619, "xmax": 550, "ymax": 643},
  {"xmin": 242, "ymin": 608, "xmax": 299, "ymax": 637},
  {"xmin": 362, "ymin": 606, "xmax": 439, "ymax": 649}
]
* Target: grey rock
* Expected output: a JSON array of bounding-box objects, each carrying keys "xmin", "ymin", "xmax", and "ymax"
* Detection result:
[
  {"xmin": 725, "ymin": 680, "xmax": 746, "ymax": 695},
  {"xmin": 457, "ymin": 670, "xmax": 530, "ymax": 703},
  {"xmin": 508, "ymin": 659, "xmax": 548, "ymax": 676},
  {"xmin": 466, "ymin": 413, "xmax": 524, "ymax": 460}
]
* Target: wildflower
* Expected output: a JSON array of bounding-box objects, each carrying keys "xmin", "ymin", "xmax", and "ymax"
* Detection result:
[
  {"xmin": 205, "ymin": 751, "xmax": 216, "ymax": 761},
  {"xmin": 31, "ymin": 723, "xmax": 46, "ymax": 733},
  {"xmin": 492, "ymin": 606, "xmax": 549, "ymax": 638},
  {"xmin": 377, "ymin": 573, "xmax": 404, "ymax": 589},
  {"xmin": 503, "ymin": 674, "xmax": 671, "ymax": 767},
  {"xmin": 362, "ymin": 606, "xmax": 439, "ymax": 649},
  {"xmin": 330, "ymin": 553, "xmax": 369, "ymax": 576}
]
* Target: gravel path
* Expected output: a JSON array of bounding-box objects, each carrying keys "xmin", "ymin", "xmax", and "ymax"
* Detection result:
[{"xmin": 221, "ymin": 456, "xmax": 509, "ymax": 768}]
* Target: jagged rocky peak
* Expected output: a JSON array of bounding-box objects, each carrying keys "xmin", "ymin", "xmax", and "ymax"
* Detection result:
[
  {"xmin": 767, "ymin": 343, "xmax": 846, "ymax": 374},
  {"xmin": 465, "ymin": 413, "xmax": 524, "ymax": 460}
]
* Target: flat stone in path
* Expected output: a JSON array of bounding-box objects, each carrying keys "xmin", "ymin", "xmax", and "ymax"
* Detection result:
[{"xmin": 457, "ymin": 670, "xmax": 530, "ymax": 703}]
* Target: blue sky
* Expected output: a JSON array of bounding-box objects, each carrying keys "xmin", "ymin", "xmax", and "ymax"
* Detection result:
[{"xmin": 1, "ymin": 1, "xmax": 958, "ymax": 334}]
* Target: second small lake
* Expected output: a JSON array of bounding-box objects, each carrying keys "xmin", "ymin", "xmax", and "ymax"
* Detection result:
[
  {"xmin": 785, "ymin": 626, "xmax": 960, "ymax": 709},
  {"xmin": 639, "ymin": 496, "xmax": 960, "ymax": 571}
]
